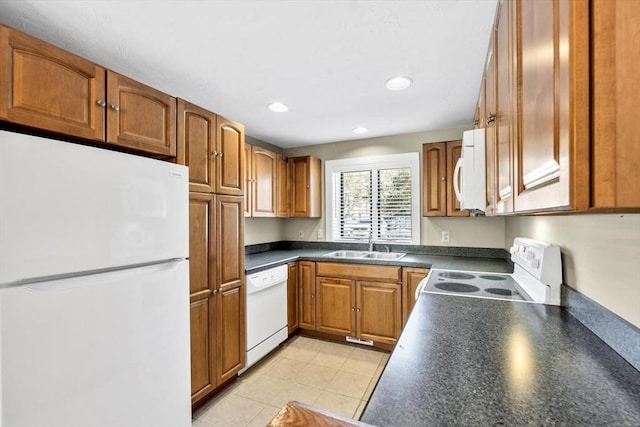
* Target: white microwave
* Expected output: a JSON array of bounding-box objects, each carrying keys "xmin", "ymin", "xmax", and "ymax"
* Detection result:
[{"xmin": 453, "ymin": 129, "xmax": 486, "ymax": 212}]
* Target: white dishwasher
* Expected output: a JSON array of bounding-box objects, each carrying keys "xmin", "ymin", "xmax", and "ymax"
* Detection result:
[{"xmin": 243, "ymin": 265, "xmax": 288, "ymax": 371}]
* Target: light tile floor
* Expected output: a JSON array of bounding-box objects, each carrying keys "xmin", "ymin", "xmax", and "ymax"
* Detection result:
[{"xmin": 192, "ymin": 336, "xmax": 390, "ymax": 427}]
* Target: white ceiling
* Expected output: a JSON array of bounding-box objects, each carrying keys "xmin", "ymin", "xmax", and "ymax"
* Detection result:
[{"xmin": 0, "ymin": 0, "xmax": 497, "ymax": 148}]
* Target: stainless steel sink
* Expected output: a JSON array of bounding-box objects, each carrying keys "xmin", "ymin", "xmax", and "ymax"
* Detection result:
[
  {"xmin": 362, "ymin": 252, "xmax": 406, "ymax": 260},
  {"xmin": 323, "ymin": 250, "xmax": 406, "ymax": 260},
  {"xmin": 323, "ymin": 250, "xmax": 368, "ymax": 258}
]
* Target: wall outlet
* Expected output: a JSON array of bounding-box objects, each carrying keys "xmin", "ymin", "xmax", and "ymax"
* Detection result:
[
  {"xmin": 298, "ymin": 230, "xmax": 304, "ymax": 239},
  {"xmin": 441, "ymin": 231, "xmax": 450, "ymax": 243},
  {"xmin": 317, "ymin": 229, "xmax": 323, "ymax": 240}
]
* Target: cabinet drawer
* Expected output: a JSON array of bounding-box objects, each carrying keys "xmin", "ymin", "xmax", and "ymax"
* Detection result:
[{"xmin": 316, "ymin": 262, "xmax": 401, "ymax": 282}]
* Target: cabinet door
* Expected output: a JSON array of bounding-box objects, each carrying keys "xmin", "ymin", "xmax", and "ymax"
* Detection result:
[
  {"xmin": 591, "ymin": 0, "xmax": 640, "ymax": 208},
  {"xmin": 244, "ymin": 142, "xmax": 253, "ymax": 217},
  {"xmin": 495, "ymin": 0, "xmax": 515, "ymax": 215},
  {"xmin": 316, "ymin": 277, "xmax": 355, "ymax": 337},
  {"xmin": 485, "ymin": 45, "xmax": 497, "ymax": 216},
  {"xmin": 178, "ymin": 100, "xmax": 216, "ymax": 193},
  {"xmin": 216, "ymin": 195, "xmax": 244, "ymax": 292},
  {"xmin": 188, "ymin": 193, "xmax": 216, "ymax": 405},
  {"xmin": 276, "ymin": 154, "xmax": 290, "ymax": 217},
  {"xmin": 106, "ymin": 71, "xmax": 176, "ymax": 157},
  {"xmin": 514, "ymin": 0, "xmax": 589, "ymax": 212},
  {"xmin": 402, "ymin": 268, "xmax": 429, "ymax": 326},
  {"xmin": 446, "ymin": 140, "xmax": 469, "ymax": 217},
  {"xmin": 298, "ymin": 261, "xmax": 316, "ymax": 330},
  {"xmin": 422, "ymin": 142, "xmax": 447, "ymax": 216},
  {"xmin": 190, "ymin": 297, "xmax": 215, "ymax": 405},
  {"xmin": 217, "ymin": 282, "xmax": 245, "ymax": 383},
  {"xmin": 216, "ymin": 116, "xmax": 244, "ymax": 196},
  {"xmin": 215, "ymin": 194, "xmax": 245, "ymax": 382},
  {"xmin": 478, "ymin": 78, "xmax": 486, "ymax": 130},
  {"xmin": 252, "ymin": 145, "xmax": 277, "ymax": 217},
  {"xmin": 287, "ymin": 262, "xmax": 299, "ymax": 334},
  {"xmin": 290, "ymin": 156, "xmax": 322, "ymax": 218},
  {"xmin": 0, "ymin": 25, "xmax": 105, "ymax": 141},
  {"xmin": 356, "ymin": 281, "xmax": 402, "ymax": 345}
]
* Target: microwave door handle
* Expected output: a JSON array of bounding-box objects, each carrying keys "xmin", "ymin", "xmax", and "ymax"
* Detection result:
[{"xmin": 453, "ymin": 158, "xmax": 463, "ymax": 203}]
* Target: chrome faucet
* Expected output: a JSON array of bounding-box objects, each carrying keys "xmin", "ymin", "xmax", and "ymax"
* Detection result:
[{"xmin": 368, "ymin": 231, "xmax": 374, "ymax": 252}]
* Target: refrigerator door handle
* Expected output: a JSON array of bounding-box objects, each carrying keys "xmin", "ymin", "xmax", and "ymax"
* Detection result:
[{"xmin": 22, "ymin": 260, "xmax": 184, "ymax": 292}]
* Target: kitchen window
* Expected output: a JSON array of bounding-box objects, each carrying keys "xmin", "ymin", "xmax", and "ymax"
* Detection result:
[{"xmin": 325, "ymin": 153, "xmax": 420, "ymax": 244}]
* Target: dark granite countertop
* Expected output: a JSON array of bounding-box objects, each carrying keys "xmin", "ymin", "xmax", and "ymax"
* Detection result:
[
  {"xmin": 360, "ymin": 294, "xmax": 640, "ymax": 426},
  {"xmin": 245, "ymin": 249, "xmax": 513, "ymax": 274}
]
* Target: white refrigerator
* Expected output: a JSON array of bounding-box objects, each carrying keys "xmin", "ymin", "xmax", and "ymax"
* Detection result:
[{"xmin": 0, "ymin": 130, "xmax": 191, "ymax": 426}]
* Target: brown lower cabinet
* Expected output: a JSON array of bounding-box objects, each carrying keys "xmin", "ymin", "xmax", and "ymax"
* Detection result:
[
  {"xmin": 300, "ymin": 262, "xmax": 404, "ymax": 348},
  {"xmin": 401, "ymin": 267, "xmax": 430, "ymax": 326},
  {"xmin": 188, "ymin": 193, "xmax": 245, "ymax": 407},
  {"xmin": 298, "ymin": 261, "xmax": 316, "ymax": 330},
  {"xmin": 287, "ymin": 262, "xmax": 299, "ymax": 334}
]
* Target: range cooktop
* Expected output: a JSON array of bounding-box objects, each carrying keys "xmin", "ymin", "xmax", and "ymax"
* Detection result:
[
  {"xmin": 419, "ymin": 237, "xmax": 563, "ymax": 305},
  {"xmin": 422, "ymin": 269, "xmax": 532, "ymax": 302}
]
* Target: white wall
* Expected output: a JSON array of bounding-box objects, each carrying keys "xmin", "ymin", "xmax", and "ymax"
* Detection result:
[
  {"xmin": 505, "ymin": 214, "xmax": 640, "ymax": 328},
  {"xmin": 281, "ymin": 128, "xmax": 506, "ymax": 247},
  {"xmin": 244, "ymin": 218, "xmax": 286, "ymax": 245}
]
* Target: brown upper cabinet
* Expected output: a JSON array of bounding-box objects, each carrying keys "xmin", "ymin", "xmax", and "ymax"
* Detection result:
[
  {"xmin": 484, "ymin": 46, "xmax": 497, "ymax": 217},
  {"xmin": 590, "ymin": 0, "xmax": 640, "ymax": 209},
  {"xmin": 512, "ymin": 0, "xmax": 589, "ymax": 213},
  {"xmin": 215, "ymin": 117, "xmax": 245, "ymax": 196},
  {"xmin": 0, "ymin": 25, "xmax": 177, "ymax": 158},
  {"xmin": 244, "ymin": 142, "xmax": 253, "ymax": 217},
  {"xmin": 290, "ymin": 156, "xmax": 322, "ymax": 218},
  {"xmin": 276, "ymin": 154, "xmax": 291, "ymax": 218},
  {"xmin": 249, "ymin": 145, "xmax": 277, "ymax": 217},
  {"xmin": 493, "ymin": 0, "xmax": 515, "ymax": 215},
  {"xmin": 481, "ymin": 0, "xmax": 594, "ymax": 214},
  {"xmin": 422, "ymin": 141, "xmax": 468, "ymax": 217},
  {"xmin": 177, "ymin": 99, "xmax": 244, "ymax": 196},
  {"xmin": 0, "ymin": 25, "xmax": 105, "ymax": 141},
  {"xmin": 107, "ymin": 71, "xmax": 176, "ymax": 157}
]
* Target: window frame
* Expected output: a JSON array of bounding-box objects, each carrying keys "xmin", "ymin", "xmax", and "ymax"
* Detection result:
[{"xmin": 324, "ymin": 152, "xmax": 420, "ymax": 244}]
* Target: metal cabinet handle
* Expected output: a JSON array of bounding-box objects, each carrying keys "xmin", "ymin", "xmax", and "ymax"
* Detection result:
[
  {"xmin": 97, "ymin": 99, "xmax": 106, "ymax": 108},
  {"xmin": 111, "ymin": 104, "xmax": 120, "ymax": 112},
  {"xmin": 351, "ymin": 307, "xmax": 355, "ymax": 312},
  {"xmin": 212, "ymin": 289, "xmax": 218, "ymax": 295},
  {"xmin": 219, "ymin": 152, "xmax": 223, "ymax": 157},
  {"xmin": 356, "ymin": 308, "xmax": 361, "ymax": 312},
  {"xmin": 487, "ymin": 113, "xmax": 496, "ymax": 124},
  {"xmin": 311, "ymin": 294, "xmax": 315, "ymax": 299},
  {"xmin": 213, "ymin": 151, "xmax": 218, "ymax": 156},
  {"xmin": 441, "ymin": 176, "xmax": 446, "ymax": 181}
]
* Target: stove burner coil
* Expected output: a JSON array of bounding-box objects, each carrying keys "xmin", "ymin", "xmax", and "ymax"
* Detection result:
[
  {"xmin": 479, "ymin": 275, "xmax": 507, "ymax": 281},
  {"xmin": 485, "ymin": 288, "xmax": 519, "ymax": 296},
  {"xmin": 434, "ymin": 282, "xmax": 480, "ymax": 293},
  {"xmin": 437, "ymin": 272, "xmax": 476, "ymax": 280}
]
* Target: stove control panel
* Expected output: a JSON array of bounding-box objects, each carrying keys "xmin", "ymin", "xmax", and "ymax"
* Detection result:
[{"xmin": 509, "ymin": 237, "xmax": 561, "ymax": 286}]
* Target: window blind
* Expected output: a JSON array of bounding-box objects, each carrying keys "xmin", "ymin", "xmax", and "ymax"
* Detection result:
[{"xmin": 331, "ymin": 166, "xmax": 413, "ymax": 243}]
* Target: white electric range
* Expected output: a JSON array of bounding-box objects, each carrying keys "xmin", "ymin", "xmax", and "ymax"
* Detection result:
[{"xmin": 419, "ymin": 237, "xmax": 562, "ymax": 305}]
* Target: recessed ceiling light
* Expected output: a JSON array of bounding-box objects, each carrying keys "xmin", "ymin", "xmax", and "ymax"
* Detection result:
[
  {"xmin": 385, "ymin": 76, "xmax": 413, "ymax": 91},
  {"xmin": 353, "ymin": 127, "xmax": 368, "ymax": 134},
  {"xmin": 267, "ymin": 102, "xmax": 289, "ymax": 112}
]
